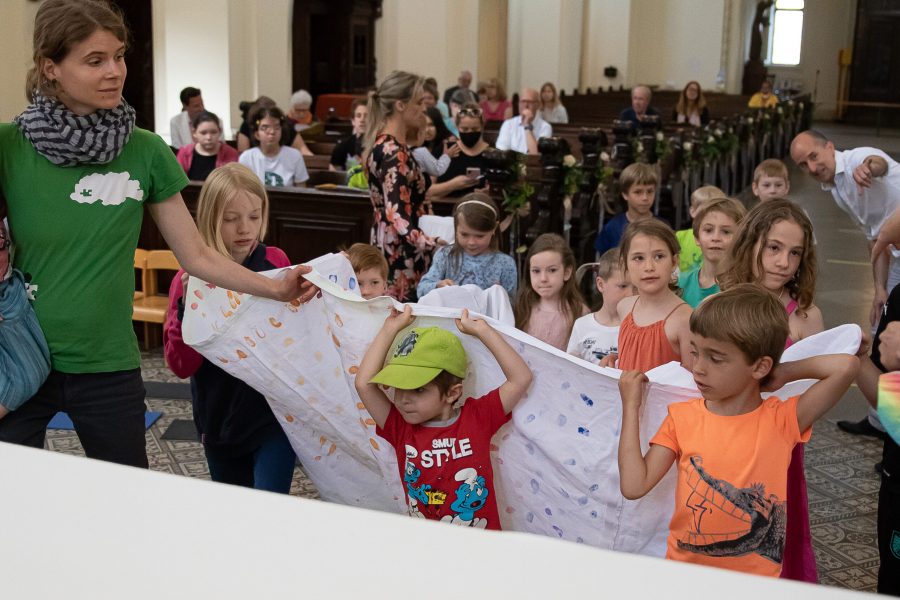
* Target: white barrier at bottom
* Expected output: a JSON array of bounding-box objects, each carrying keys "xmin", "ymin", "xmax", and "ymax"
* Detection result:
[{"xmin": 0, "ymin": 441, "xmax": 866, "ymax": 599}]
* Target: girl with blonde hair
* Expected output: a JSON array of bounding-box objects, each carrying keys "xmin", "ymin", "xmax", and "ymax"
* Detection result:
[
  {"xmin": 164, "ymin": 163, "xmax": 297, "ymax": 493},
  {"xmin": 673, "ymin": 81, "xmax": 709, "ymax": 127},
  {"xmin": 539, "ymin": 82, "xmax": 569, "ymax": 124}
]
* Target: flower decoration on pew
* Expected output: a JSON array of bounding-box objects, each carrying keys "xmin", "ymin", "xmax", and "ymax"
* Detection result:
[
  {"xmin": 561, "ymin": 154, "xmax": 584, "ymax": 198},
  {"xmin": 501, "ymin": 152, "xmax": 534, "ymax": 216},
  {"xmin": 716, "ymin": 127, "xmax": 739, "ymax": 158},
  {"xmin": 698, "ymin": 131, "xmax": 721, "ymax": 165},
  {"xmin": 594, "ymin": 152, "xmax": 614, "ymax": 193},
  {"xmin": 654, "ymin": 131, "xmax": 673, "ymax": 164}
]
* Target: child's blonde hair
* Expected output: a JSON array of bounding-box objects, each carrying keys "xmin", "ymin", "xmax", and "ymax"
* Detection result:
[
  {"xmin": 753, "ymin": 159, "xmax": 790, "ymax": 185},
  {"xmin": 515, "ymin": 233, "xmax": 585, "ymax": 333},
  {"xmin": 619, "ymin": 163, "xmax": 658, "ymax": 195},
  {"xmin": 595, "ymin": 248, "xmax": 621, "ymax": 280},
  {"xmin": 719, "ymin": 199, "xmax": 817, "ymax": 312},
  {"xmin": 690, "ymin": 283, "xmax": 789, "ymax": 365},
  {"xmin": 691, "ymin": 197, "xmax": 747, "ymax": 238},
  {"xmin": 689, "ymin": 185, "xmax": 724, "ymax": 210},
  {"xmin": 618, "ymin": 219, "xmax": 680, "ymax": 274},
  {"xmin": 347, "ymin": 243, "xmax": 388, "ymax": 280},
  {"xmin": 196, "ymin": 163, "xmax": 269, "ymax": 259}
]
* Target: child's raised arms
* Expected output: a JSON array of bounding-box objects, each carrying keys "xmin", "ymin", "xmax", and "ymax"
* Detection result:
[
  {"xmin": 456, "ymin": 309, "xmax": 533, "ymax": 414},
  {"xmin": 354, "ymin": 305, "xmax": 416, "ymax": 429},
  {"xmin": 617, "ymin": 370, "xmax": 676, "ymax": 499},
  {"xmin": 763, "ymin": 353, "xmax": 860, "ymax": 433}
]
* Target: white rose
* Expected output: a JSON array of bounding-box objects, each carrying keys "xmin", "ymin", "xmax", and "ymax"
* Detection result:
[
  {"xmin": 747, "ymin": 117, "xmax": 754, "ymax": 125},
  {"xmin": 635, "ymin": 142, "xmax": 644, "ymax": 154},
  {"xmin": 777, "ymin": 106, "xmax": 783, "ymax": 114},
  {"xmin": 563, "ymin": 154, "xmax": 576, "ymax": 167},
  {"xmin": 707, "ymin": 136, "xmax": 715, "ymax": 143},
  {"xmin": 600, "ymin": 151, "xmax": 610, "ymax": 162},
  {"xmin": 714, "ymin": 129, "xmax": 723, "ymax": 137},
  {"xmin": 656, "ymin": 131, "xmax": 664, "ymax": 141},
  {"xmin": 683, "ymin": 142, "xmax": 693, "ymax": 152}
]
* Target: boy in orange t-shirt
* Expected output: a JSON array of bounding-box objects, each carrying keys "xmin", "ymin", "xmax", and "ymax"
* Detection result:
[{"xmin": 617, "ymin": 284, "xmax": 859, "ymax": 577}]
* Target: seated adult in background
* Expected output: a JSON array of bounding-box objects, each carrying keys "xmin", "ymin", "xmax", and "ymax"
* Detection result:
[
  {"xmin": 329, "ymin": 98, "xmax": 367, "ymax": 171},
  {"xmin": 480, "ymin": 78, "xmax": 512, "ymax": 122},
  {"xmin": 443, "ymin": 69, "xmax": 473, "ymax": 105},
  {"xmin": 748, "ymin": 79, "xmax": 778, "ymax": 109},
  {"xmin": 170, "ymin": 86, "xmax": 204, "ymax": 148},
  {"xmin": 239, "ymin": 106, "xmax": 309, "ymax": 187},
  {"xmin": 176, "ymin": 111, "xmax": 239, "ymax": 181},
  {"xmin": 287, "ymin": 89, "xmax": 316, "ymax": 132},
  {"xmin": 423, "ymin": 78, "xmax": 450, "ymax": 120},
  {"xmin": 430, "ymin": 104, "xmax": 490, "ymax": 199},
  {"xmin": 475, "ymin": 81, "xmax": 488, "ymax": 103},
  {"xmin": 495, "ymin": 87, "xmax": 552, "ymax": 155},
  {"xmin": 421, "ymin": 106, "xmax": 457, "ymax": 161},
  {"xmin": 539, "ymin": 82, "xmax": 569, "ymax": 124},
  {"xmin": 237, "ymin": 96, "xmax": 312, "ymax": 156},
  {"xmin": 618, "ymin": 84, "xmax": 659, "ymax": 128},
  {"xmin": 672, "ymin": 80, "xmax": 709, "ymax": 127},
  {"xmin": 446, "ymin": 88, "xmax": 478, "ymax": 137}
]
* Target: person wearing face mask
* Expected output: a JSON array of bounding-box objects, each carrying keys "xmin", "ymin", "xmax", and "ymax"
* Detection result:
[{"xmin": 429, "ymin": 104, "xmax": 490, "ymax": 199}]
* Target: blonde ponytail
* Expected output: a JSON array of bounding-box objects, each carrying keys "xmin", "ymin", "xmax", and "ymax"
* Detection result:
[{"xmin": 362, "ymin": 70, "xmax": 424, "ymax": 162}]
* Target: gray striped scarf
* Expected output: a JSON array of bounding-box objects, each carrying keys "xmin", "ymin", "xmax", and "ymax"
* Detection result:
[{"xmin": 13, "ymin": 93, "xmax": 136, "ymax": 167}]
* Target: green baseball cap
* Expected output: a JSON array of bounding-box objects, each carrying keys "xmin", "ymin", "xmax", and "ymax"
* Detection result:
[{"xmin": 369, "ymin": 327, "xmax": 468, "ymax": 390}]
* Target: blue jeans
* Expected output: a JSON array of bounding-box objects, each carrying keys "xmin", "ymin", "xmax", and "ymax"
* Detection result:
[
  {"xmin": 204, "ymin": 428, "xmax": 296, "ymax": 494},
  {"xmin": 0, "ymin": 369, "xmax": 148, "ymax": 468}
]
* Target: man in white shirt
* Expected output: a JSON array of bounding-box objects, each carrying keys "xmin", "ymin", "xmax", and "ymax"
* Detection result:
[
  {"xmin": 495, "ymin": 88, "xmax": 552, "ymax": 155},
  {"xmin": 791, "ymin": 129, "xmax": 899, "ymax": 438},
  {"xmin": 169, "ymin": 87, "xmax": 205, "ymax": 148}
]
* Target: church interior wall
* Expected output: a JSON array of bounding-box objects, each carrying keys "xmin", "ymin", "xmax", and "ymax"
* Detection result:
[{"xmin": 0, "ymin": 1, "xmax": 861, "ymax": 134}]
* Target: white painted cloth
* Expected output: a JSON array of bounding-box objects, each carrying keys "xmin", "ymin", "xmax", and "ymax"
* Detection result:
[
  {"xmin": 418, "ymin": 215, "xmax": 455, "ymax": 245},
  {"xmin": 181, "ymin": 252, "xmax": 860, "ymax": 556},
  {"xmin": 418, "ymin": 284, "xmax": 515, "ymax": 326}
]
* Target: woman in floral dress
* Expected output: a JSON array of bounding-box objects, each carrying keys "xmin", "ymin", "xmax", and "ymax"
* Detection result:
[{"xmin": 364, "ymin": 71, "xmax": 434, "ymax": 301}]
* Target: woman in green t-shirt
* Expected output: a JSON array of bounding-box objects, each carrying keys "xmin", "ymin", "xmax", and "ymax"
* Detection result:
[{"xmin": 0, "ymin": 0, "xmax": 316, "ymax": 468}]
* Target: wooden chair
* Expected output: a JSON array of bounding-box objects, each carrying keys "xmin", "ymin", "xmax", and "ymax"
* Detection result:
[
  {"xmin": 132, "ymin": 249, "xmax": 181, "ymax": 349},
  {"xmin": 133, "ymin": 248, "xmax": 148, "ymax": 301}
]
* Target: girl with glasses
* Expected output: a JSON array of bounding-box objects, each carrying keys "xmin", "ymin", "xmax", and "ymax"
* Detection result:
[{"xmin": 238, "ymin": 106, "xmax": 309, "ymax": 187}]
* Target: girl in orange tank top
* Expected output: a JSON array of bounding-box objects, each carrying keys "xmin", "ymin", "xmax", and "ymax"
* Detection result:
[{"xmin": 604, "ymin": 220, "xmax": 692, "ymax": 372}]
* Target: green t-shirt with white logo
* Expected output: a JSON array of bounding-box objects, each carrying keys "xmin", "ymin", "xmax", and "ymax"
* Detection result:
[{"xmin": 0, "ymin": 124, "xmax": 189, "ymax": 373}]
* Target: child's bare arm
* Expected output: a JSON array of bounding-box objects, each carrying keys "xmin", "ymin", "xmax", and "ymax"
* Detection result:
[
  {"xmin": 456, "ymin": 309, "xmax": 532, "ymax": 414},
  {"xmin": 354, "ymin": 305, "xmax": 415, "ymax": 429},
  {"xmin": 670, "ymin": 305, "xmax": 694, "ymax": 370},
  {"xmin": 769, "ymin": 354, "xmax": 860, "ymax": 432},
  {"xmin": 617, "ymin": 370, "xmax": 676, "ymax": 499},
  {"xmin": 853, "ymin": 329, "xmax": 877, "ymax": 408}
]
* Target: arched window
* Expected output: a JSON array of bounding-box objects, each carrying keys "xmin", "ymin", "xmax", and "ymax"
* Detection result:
[{"xmin": 768, "ymin": 0, "xmax": 804, "ymax": 66}]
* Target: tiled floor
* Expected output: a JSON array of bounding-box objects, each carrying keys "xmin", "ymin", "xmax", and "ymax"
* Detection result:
[{"xmin": 40, "ymin": 122, "xmax": 900, "ymax": 593}]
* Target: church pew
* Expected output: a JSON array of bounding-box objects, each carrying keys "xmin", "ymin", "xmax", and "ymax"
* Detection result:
[{"xmin": 139, "ymin": 183, "xmax": 374, "ymax": 264}]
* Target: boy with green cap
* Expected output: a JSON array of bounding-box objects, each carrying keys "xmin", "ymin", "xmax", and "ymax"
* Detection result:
[{"xmin": 355, "ymin": 306, "xmax": 532, "ymax": 528}]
